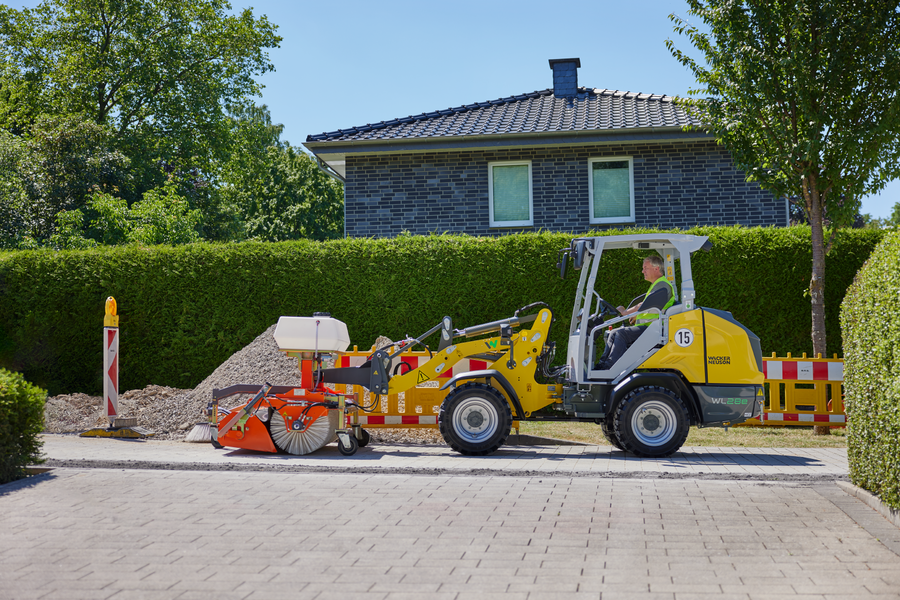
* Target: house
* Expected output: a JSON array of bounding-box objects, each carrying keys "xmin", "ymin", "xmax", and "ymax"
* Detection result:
[{"xmin": 304, "ymin": 58, "xmax": 787, "ymax": 237}]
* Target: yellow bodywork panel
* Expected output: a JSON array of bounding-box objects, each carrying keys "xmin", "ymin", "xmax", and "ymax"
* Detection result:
[
  {"xmin": 639, "ymin": 310, "xmax": 706, "ymax": 384},
  {"xmin": 385, "ymin": 308, "xmax": 559, "ymax": 416},
  {"xmin": 639, "ymin": 308, "xmax": 763, "ymax": 386},
  {"xmin": 703, "ymin": 311, "xmax": 764, "ymax": 385}
]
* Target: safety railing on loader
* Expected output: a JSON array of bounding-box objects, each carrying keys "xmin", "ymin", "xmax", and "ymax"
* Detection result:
[{"xmin": 740, "ymin": 353, "xmax": 845, "ymax": 427}]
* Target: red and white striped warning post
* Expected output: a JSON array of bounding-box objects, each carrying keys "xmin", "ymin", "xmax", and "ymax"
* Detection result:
[{"xmin": 103, "ymin": 296, "xmax": 119, "ymax": 422}]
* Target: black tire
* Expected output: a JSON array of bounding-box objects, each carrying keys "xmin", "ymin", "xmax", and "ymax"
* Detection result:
[
  {"xmin": 600, "ymin": 419, "xmax": 624, "ymax": 450},
  {"xmin": 613, "ymin": 386, "xmax": 689, "ymax": 457},
  {"xmin": 356, "ymin": 427, "xmax": 370, "ymax": 447},
  {"xmin": 439, "ymin": 382, "xmax": 512, "ymax": 456},
  {"xmin": 338, "ymin": 434, "xmax": 358, "ymax": 456}
]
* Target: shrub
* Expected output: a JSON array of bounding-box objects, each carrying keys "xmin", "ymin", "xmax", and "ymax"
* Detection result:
[
  {"xmin": 840, "ymin": 230, "xmax": 900, "ymax": 510},
  {"xmin": 0, "ymin": 369, "xmax": 46, "ymax": 485}
]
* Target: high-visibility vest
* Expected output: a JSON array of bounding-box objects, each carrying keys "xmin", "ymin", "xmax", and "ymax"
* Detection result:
[{"xmin": 635, "ymin": 276, "xmax": 675, "ymax": 326}]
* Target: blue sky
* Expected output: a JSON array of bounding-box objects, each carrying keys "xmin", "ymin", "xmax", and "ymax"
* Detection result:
[{"xmin": 11, "ymin": 0, "xmax": 899, "ymax": 219}]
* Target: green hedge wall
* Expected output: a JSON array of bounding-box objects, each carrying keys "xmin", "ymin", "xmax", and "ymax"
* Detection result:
[
  {"xmin": 0, "ymin": 368, "xmax": 45, "ymax": 485},
  {"xmin": 0, "ymin": 226, "xmax": 883, "ymax": 396},
  {"xmin": 840, "ymin": 230, "xmax": 900, "ymax": 511}
]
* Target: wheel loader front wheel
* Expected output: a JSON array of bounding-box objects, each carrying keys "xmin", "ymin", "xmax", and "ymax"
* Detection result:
[
  {"xmin": 613, "ymin": 386, "xmax": 689, "ymax": 458},
  {"xmin": 439, "ymin": 383, "xmax": 511, "ymax": 456}
]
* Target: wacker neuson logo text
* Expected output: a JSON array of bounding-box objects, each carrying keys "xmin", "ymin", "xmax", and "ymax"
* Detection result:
[{"xmin": 708, "ymin": 355, "xmax": 731, "ymax": 365}]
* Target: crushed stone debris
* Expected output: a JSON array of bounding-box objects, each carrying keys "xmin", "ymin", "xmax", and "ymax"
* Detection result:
[{"xmin": 43, "ymin": 324, "xmax": 446, "ymax": 445}]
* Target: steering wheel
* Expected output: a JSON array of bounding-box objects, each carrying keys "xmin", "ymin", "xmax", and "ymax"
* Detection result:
[
  {"xmin": 597, "ymin": 297, "xmax": 618, "ymax": 317},
  {"xmin": 586, "ymin": 298, "xmax": 619, "ymax": 333}
]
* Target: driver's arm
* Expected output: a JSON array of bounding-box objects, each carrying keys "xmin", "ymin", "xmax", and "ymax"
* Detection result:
[{"xmin": 616, "ymin": 304, "xmax": 640, "ymax": 316}]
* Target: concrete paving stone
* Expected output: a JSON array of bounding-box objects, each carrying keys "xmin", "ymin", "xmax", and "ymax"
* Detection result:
[
  {"xmin": 367, "ymin": 580, "xmax": 442, "ymax": 593},
  {"xmin": 576, "ymin": 580, "xmax": 658, "ymax": 593},
  {"xmin": 506, "ymin": 579, "xmax": 581, "ymax": 592},
  {"xmin": 650, "ymin": 583, "xmax": 724, "ymax": 593},
  {"xmin": 862, "ymin": 580, "xmax": 900, "ymax": 594},
  {"xmin": 242, "ymin": 592, "xmax": 318, "ymax": 600},
  {"xmin": 412, "ymin": 558, "xmax": 480, "ymax": 569},
  {"xmin": 824, "ymin": 596, "xmax": 900, "ymax": 600},
  {"xmin": 664, "ymin": 594, "xmax": 750, "ymax": 600},
  {"xmin": 720, "ymin": 582, "xmax": 803, "ymax": 595},
  {"xmin": 177, "ymin": 592, "xmax": 253, "ymax": 600},
  {"xmin": 36, "ymin": 589, "xmax": 118, "ymax": 600}
]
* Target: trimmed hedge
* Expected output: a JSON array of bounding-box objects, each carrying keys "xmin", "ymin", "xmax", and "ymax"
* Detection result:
[
  {"xmin": 0, "ymin": 369, "xmax": 45, "ymax": 484},
  {"xmin": 0, "ymin": 226, "xmax": 883, "ymax": 396},
  {"xmin": 840, "ymin": 230, "xmax": 900, "ymax": 511}
]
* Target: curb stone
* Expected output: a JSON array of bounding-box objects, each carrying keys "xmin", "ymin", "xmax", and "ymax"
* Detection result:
[{"xmin": 837, "ymin": 480, "xmax": 900, "ymax": 528}]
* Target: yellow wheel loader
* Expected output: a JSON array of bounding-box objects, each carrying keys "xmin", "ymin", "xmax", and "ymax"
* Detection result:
[{"xmin": 320, "ymin": 234, "xmax": 764, "ymax": 458}]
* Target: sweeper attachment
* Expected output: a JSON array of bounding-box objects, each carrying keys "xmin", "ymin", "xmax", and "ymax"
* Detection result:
[{"xmin": 208, "ymin": 314, "xmax": 366, "ymax": 456}]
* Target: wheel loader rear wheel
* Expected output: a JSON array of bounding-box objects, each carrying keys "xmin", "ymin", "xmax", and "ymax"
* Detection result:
[
  {"xmin": 439, "ymin": 382, "xmax": 511, "ymax": 456},
  {"xmin": 613, "ymin": 386, "xmax": 689, "ymax": 458}
]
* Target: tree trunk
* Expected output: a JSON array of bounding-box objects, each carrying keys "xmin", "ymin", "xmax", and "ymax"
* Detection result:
[{"xmin": 806, "ymin": 180, "xmax": 830, "ymax": 436}]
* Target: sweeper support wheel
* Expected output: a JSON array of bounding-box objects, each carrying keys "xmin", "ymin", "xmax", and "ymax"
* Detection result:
[{"xmin": 338, "ymin": 431, "xmax": 358, "ymax": 456}]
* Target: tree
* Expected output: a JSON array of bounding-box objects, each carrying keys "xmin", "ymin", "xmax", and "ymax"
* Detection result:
[
  {"xmin": 0, "ymin": 0, "xmax": 281, "ymax": 192},
  {"xmin": 0, "ymin": 114, "xmax": 129, "ymax": 245},
  {"xmin": 667, "ymin": 1, "xmax": 900, "ymax": 357},
  {"xmin": 127, "ymin": 183, "xmax": 202, "ymax": 245},
  {"xmin": 0, "ymin": 130, "xmax": 28, "ymax": 248},
  {"xmin": 217, "ymin": 105, "xmax": 344, "ymax": 242},
  {"xmin": 49, "ymin": 183, "xmax": 202, "ymax": 248}
]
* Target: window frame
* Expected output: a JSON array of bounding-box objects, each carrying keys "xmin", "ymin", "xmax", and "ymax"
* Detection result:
[
  {"xmin": 588, "ymin": 156, "xmax": 636, "ymax": 225},
  {"xmin": 488, "ymin": 160, "xmax": 534, "ymax": 228}
]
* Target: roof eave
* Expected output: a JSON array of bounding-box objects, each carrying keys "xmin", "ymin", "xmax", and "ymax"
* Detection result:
[{"xmin": 304, "ymin": 126, "xmax": 710, "ymax": 157}]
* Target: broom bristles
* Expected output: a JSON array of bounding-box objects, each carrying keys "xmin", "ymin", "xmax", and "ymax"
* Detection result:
[{"xmin": 184, "ymin": 422, "xmax": 211, "ymax": 443}]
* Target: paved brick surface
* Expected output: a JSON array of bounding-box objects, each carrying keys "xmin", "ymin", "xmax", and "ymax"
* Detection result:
[
  {"xmin": 2, "ymin": 468, "xmax": 899, "ymax": 599},
  {"xmin": 2, "ymin": 436, "xmax": 896, "ymax": 599}
]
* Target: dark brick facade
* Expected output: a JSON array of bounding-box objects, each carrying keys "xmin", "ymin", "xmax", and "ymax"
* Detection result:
[{"xmin": 344, "ymin": 140, "xmax": 785, "ymax": 237}]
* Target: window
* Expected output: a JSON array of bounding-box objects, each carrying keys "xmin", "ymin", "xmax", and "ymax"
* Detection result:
[
  {"xmin": 489, "ymin": 161, "xmax": 533, "ymax": 227},
  {"xmin": 589, "ymin": 157, "xmax": 635, "ymax": 224}
]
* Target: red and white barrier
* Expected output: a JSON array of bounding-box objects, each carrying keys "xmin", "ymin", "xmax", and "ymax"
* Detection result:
[
  {"xmin": 763, "ymin": 359, "xmax": 843, "ymax": 381},
  {"xmin": 354, "ymin": 415, "xmax": 437, "ymax": 425},
  {"xmin": 761, "ymin": 412, "xmax": 846, "ymax": 424}
]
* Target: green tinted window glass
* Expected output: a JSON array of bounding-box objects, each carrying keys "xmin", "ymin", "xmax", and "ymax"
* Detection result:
[
  {"xmin": 492, "ymin": 164, "xmax": 530, "ymax": 222},
  {"xmin": 591, "ymin": 160, "xmax": 630, "ymax": 219}
]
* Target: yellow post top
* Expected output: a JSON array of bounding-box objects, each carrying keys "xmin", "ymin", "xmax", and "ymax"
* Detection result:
[{"xmin": 104, "ymin": 296, "xmax": 119, "ymax": 328}]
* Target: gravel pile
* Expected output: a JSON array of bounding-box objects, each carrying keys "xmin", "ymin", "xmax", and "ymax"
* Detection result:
[{"xmin": 43, "ymin": 324, "xmax": 446, "ymax": 445}]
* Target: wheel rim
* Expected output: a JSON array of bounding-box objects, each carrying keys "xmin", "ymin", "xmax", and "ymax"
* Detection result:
[
  {"xmin": 630, "ymin": 400, "xmax": 677, "ymax": 447},
  {"xmin": 453, "ymin": 396, "xmax": 499, "ymax": 443}
]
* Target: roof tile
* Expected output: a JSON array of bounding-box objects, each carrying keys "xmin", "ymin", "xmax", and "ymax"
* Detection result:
[{"xmin": 306, "ymin": 87, "xmax": 700, "ymax": 143}]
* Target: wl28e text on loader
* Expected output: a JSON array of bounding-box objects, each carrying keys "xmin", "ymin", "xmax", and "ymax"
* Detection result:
[{"xmin": 320, "ymin": 233, "xmax": 765, "ymax": 458}]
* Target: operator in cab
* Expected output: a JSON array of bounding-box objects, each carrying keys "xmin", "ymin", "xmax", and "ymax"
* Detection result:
[{"xmin": 596, "ymin": 254, "xmax": 675, "ymax": 371}]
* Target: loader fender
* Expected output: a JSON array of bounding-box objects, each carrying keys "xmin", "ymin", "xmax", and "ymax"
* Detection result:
[
  {"xmin": 440, "ymin": 369, "xmax": 525, "ymax": 419},
  {"xmin": 609, "ymin": 372, "xmax": 701, "ymax": 426}
]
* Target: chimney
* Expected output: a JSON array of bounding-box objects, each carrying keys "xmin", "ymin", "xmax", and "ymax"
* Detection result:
[{"xmin": 549, "ymin": 58, "xmax": 581, "ymax": 98}]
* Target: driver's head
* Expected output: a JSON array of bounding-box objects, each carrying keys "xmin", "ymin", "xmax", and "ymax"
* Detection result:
[{"xmin": 642, "ymin": 255, "xmax": 664, "ymax": 282}]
